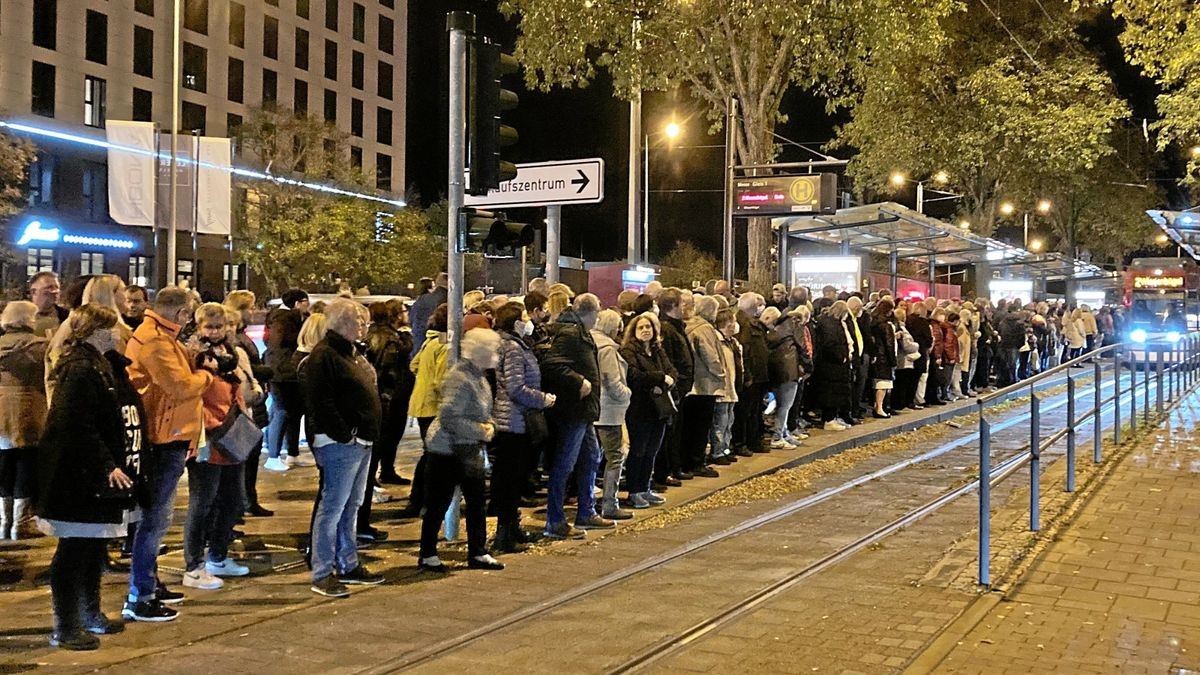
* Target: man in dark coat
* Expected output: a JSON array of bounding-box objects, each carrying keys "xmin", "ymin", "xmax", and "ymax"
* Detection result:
[
  {"xmin": 264, "ymin": 288, "xmax": 309, "ymax": 469},
  {"xmin": 906, "ymin": 303, "xmax": 934, "ymax": 408},
  {"xmin": 539, "ymin": 294, "xmax": 609, "ymax": 539},
  {"xmin": 408, "ymin": 272, "xmax": 449, "ymax": 358},
  {"xmin": 846, "ymin": 296, "xmax": 873, "ymax": 420},
  {"xmin": 997, "ymin": 309, "xmax": 1028, "ymax": 387},
  {"xmin": 734, "ymin": 293, "xmax": 769, "ymax": 454},
  {"xmin": 813, "ymin": 301, "xmax": 854, "ymax": 428},
  {"xmin": 656, "ymin": 289, "xmax": 694, "ymax": 483}
]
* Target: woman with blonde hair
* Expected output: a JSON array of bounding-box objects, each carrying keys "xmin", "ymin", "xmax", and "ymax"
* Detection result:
[
  {"xmin": 45, "ymin": 275, "xmax": 132, "ymax": 398},
  {"xmin": 223, "ymin": 291, "xmax": 273, "ymax": 516},
  {"xmin": 546, "ymin": 291, "xmax": 571, "ymax": 323}
]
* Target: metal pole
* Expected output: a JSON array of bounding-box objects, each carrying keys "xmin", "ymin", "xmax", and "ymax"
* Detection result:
[
  {"xmin": 446, "ymin": 11, "xmax": 473, "ymax": 363},
  {"xmin": 1143, "ymin": 346, "xmax": 1150, "ymax": 423},
  {"xmin": 1030, "ymin": 393, "xmax": 1041, "ymax": 532},
  {"xmin": 1130, "ymin": 350, "xmax": 1138, "ymax": 432},
  {"xmin": 627, "ymin": 92, "xmax": 642, "ymax": 264},
  {"xmin": 1023, "ymin": 213, "xmax": 1029, "ymax": 249},
  {"xmin": 191, "ymin": 132, "xmax": 199, "ymax": 276},
  {"xmin": 978, "ymin": 411, "xmax": 991, "ymax": 586},
  {"xmin": 1066, "ymin": 377, "xmax": 1076, "ymax": 492},
  {"xmin": 168, "ymin": 0, "xmax": 182, "ymax": 286},
  {"xmin": 1094, "ymin": 360, "xmax": 1103, "ymax": 463},
  {"xmin": 1113, "ymin": 350, "xmax": 1122, "ymax": 445},
  {"xmin": 545, "ymin": 205, "xmax": 561, "ymax": 286},
  {"xmin": 1157, "ymin": 345, "xmax": 1165, "ymax": 413},
  {"xmin": 916, "ymin": 182, "xmax": 924, "ymax": 214},
  {"xmin": 927, "ymin": 256, "xmax": 935, "ymax": 296},
  {"xmin": 520, "ymin": 245, "xmax": 528, "ymax": 296},
  {"xmin": 643, "ymin": 134, "xmax": 650, "ymax": 264},
  {"xmin": 890, "ymin": 250, "xmax": 898, "ymax": 292},
  {"xmin": 722, "ymin": 97, "xmax": 737, "ymax": 283}
]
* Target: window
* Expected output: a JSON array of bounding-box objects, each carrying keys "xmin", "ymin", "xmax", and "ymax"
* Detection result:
[
  {"xmin": 294, "ymin": 80, "xmax": 308, "ymax": 115},
  {"xmin": 29, "ymin": 156, "xmax": 54, "ymax": 206},
  {"xmin": 136, "ymin": 0, "xmax": 154, "ymax": 16},
  {"xmin": 184, "ymin": 0, "xmax": 208, "ymax": 35},
  {"xmin": 84, "ymin": 76, "xmax": 107, "ymax": 128},
  {"xmin": 263, "ymin": 15, "xmax": 278, "ymax": 59},
  {"xmin": 350, "ymin": 146, "xmax": 362, "ymax": 170},
  {"xmin": 266, "ymin": 0, "xmax": 279, "ymax": 5},
  {"xmin": 223, "ymin": 263, "xmax": 244, "ymax": 294},
  {"xmin": 228, "ymin": 2, "xmax": 245, "ymax": 47},
  {"xmin": 352, "ymin": 3, "xmax": 365, "ymax": 41},
  {"xmin": 177, "ymin": 259, "xmax": 195, "ymax": 285},
  {"xmin": 129, "ymin": 256, "xmax": 151, "ymax": 287},
  {"xmin": 351, "ymin": 98, "xmax": 363, "ymax": 136},
  {"xmin": 80, "ymin": 252, "xmax": 105, "ymax": 276},
  {"xmin": 375, "ymin": 153, "xmax": 391, "ymax": 191},
  {"xmin": 226, "ymin": 58, "xmax": 244, "ymax": 103},
  {"xmin": 33, "ymin": 0, "xmax": 56, "ymax": 50},
  {"xmin": 31, "ymin": 62, "xmax": 55, "ymax": 117},
  {"xmin": 134, "ymin": 27, "xmax": 154, "ymax": 77},
  {"xmin": 227, "ymin": 113, "xmax": 243, "ymax": 135},
  {"xmin": 352, "ymin": 51, "xmax": 364, "ymax": 89},
  {"xmin": 27, "ymin": 249, "xmax": 55, "ymax": 278},
  {"xmin": 324, "ymin": 40, "xmax": 337, "ymax": 80},
  {"xmin": 181, "ymin": 101, "xmax": 206, "ymax": 134},
  {"xmin": 132, "ymin": 88, "xmax": 153, "ymax": 121},
  {"xmin": 376, "ymin": 107, "xmax": 391, "ymax": 145},
  {"xmin": 82, "ymin": 163, "xmax": 107, "ymax": 220},
  {"xmin": 325, "ymin": 0, "xmax": 338, "ymax": 30},
  {"xmin": 262, "ymin": 69, "xmax": 278, "ymax": 104},
  {"xmin": 297, "ymin": 0, "xmax": 310, "ymax": 19},
  {"xmin": 377, "ymin": 61, "xmax": 392, "ymax": 99},
  {"xmin": 323, "ymin": 139, "xmax": 337, "ymax": 157},
  {"xmin": 295, "ymin": 28, "xmax": 310, "ymax": 70},
  {"xmin": 380, "ymin": 0, "xmax": 394, "ymax": 9},
  {"xmin": 86, "ymin": 11, "xmax": 108, "ymax": 64},
  {"xmin": 182, "ymin": 43, "xmax": 207, "ymax": 92},
  {"xmin": 378, "ymin": 15, "xmax": 393, "ymax": 54},
  {"xmin": 323, "ymin": 89, "xmax": 336, "ymax": 122}
]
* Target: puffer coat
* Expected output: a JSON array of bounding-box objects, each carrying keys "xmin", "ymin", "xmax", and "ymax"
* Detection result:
[{"xmin": 494, "ymin": 330, "xmax": 551, "ymax": 434}]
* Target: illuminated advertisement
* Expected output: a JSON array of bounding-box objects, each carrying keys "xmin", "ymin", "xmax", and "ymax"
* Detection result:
[
  {"xmin": 14, "ymin": 220, "xmax": 136, "ymax": 250},
  {"xmin": 989, "ymin": 279, "xmax": 1033, "ymax": 306},
  {"xmin": 789, "ymin": 256, "xmax": 860, "ymax": 294}
]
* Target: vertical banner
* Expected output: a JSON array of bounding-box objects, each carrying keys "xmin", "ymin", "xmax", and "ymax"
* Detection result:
[
  {"xmin": 157, "ymin": 134, "xmax": 196, "ymax": 231},
  {"xmin": 105, "ymin": 121, "xmax": 157, "ymax": 226},
  {"xmin": 196, "ymin": 136, "xmax": 232, "ymax": 235}
]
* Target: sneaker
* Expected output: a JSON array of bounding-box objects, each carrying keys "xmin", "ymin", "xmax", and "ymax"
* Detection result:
[
  {"xmin": 468, "ymin": 554, "xmax": 505, "ymax": 571},
  {"xmin": 263, "ymin": 457, "xmax": 289, "ymax": 472},
  {"xmin": 823, "ymin": 420, "xmax": 846, "ymax": 431},
  {"xmin": 310, "ymin": 575, "xmax": 350, "ymax": 598},
  {"xmin": 83, "ymin": 613, "xmax": 125, "ymax": 635},
  {"xmin": 642, "ymin": 491, "xmax": 666, "ymax": 506},
  {"xmin": 371, "ymin": 486, "xmax": 392, "ymax": 504},
  {"xmin": 182, "ymin": 568, "xmax": 224, "ymax": 590},
  {"xmin": 154, "ymin": 584, "xmax": 185, "ymax": 605},
  {"xmin": 601, "ymin": 507, "xmax": 634, "ymax": 520},
  {"xmin": 417, "ymin": 556, "xmax": 449, "ymax": 573},
  {"xmin": 49, "ymin": 630, "xmax": 100, "ymax": 651},
  {"xmin": 694, "ymin": 466, "xmax": 720, "ymax": 478},
  {"xmin": 575, "ymin": 514, "xmax": 616, "ymax": 530},
  {"xmin": 770, "ymin": 438, "xmax": 793, "ymax": 450},
  {"xmin": 356, "ymin": 527, "xmax": 389, "ymax": 543},
  {"xmin": 291, "ymin": 454, "xmax": 316, "ymax": 468},
  {"xmin": 543, "ymin": 522, "xmax": 586, "ymax": 540},
  {"xmin": 627, "ymin": 493, "xmax": 650, "ymax": 509},
  {"xmin": 338, "ymin": 564, "xmax": 385, "ymax": 585},
  {"xmin": 790, "ymin": 432, "xmax": 810, "ymax": 441},
  {"xmin": 206, "ymin": 558, "xmax": 250, "ymax": 577},
  {"xmin": 122, "ymin": 599, "xmax": 178, "ymax": 622}
]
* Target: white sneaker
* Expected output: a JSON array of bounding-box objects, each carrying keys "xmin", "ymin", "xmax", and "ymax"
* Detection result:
[
  {"xmin": 770, "ymin": 438, "xmax": 793, "ymax": 450},
  {"xmin": 824, "ymin": 420, "xmax": 847, "ymax": 431},
  {"xmin": 372, "ymin": 486, "xmax": 392, "ymax": 504},
  {"xmin": 183, "ymin": 568, "xmax": 224, "ymax": 590},
  {"xmin": 206, "ymin": 558, "xmax": 250, "ymax": 577},
  {"xmin": 263, "ymin": 457, "xmax": 289, "ymax": 472},
  {"xmin": 789, "ymin": 432, "xmax": 810, "ymax": 442},
  {"xmin": 291, "ymin": 454, "xmax": 316, "ymax": 468}
]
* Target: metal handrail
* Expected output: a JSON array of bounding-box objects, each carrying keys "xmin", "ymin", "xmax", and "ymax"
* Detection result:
[{"xmin": 978, "ymin": 342, "xmax": 1123, "ymax": 404}]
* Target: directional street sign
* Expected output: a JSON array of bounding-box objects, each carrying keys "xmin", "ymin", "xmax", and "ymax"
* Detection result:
[{"xmin": 464, "ymin": 158, "xmax": 604, "ymax": 208}]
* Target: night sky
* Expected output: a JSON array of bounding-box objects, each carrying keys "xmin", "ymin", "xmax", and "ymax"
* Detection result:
[{"xmin": 405, "ymin": 3, "xmax": 1184, "ymax": 268}]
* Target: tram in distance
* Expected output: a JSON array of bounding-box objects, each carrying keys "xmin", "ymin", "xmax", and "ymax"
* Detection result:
[{"xmin": 1122, "ymin": 257, "xmax": 1200, "ymax": 362}]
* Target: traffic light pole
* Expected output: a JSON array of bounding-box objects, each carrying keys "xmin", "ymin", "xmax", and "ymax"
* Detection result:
[
  {"xmin": 546, "ymin": 205, "xmax": 561, "ymax": 285},
  {"xmin": 446, "ymin": 12, "xmax": 473, "ymax": 363},
  {"xmin": 722, "ymin": 97, "xmax": 737, "ymax": 283}
]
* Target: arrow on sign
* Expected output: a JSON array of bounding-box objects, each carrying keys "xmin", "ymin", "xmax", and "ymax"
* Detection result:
[{"xmin": 571, "ymin": 170, "xmax": 590, "ymax": 194}]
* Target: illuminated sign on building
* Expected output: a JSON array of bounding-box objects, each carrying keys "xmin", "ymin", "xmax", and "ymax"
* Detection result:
[
  {"xmin": 15, "ymin": 220, "xmax": 136, "ymax": 250},
  {"xmin": 1132, "ymin": 276, "xmax": 1184, "ymax": 290}
]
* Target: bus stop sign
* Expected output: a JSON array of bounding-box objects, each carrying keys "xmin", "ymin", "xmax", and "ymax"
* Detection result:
[{"xmin": 733, "ymin": 174, "xmax": 837, "ymax": 217}]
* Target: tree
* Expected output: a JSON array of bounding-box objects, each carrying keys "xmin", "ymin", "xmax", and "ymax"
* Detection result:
[
  {"xmin": 658, "ymin": 240, "xmax": 721, "ymax": 290},
  {"xmin": 836, "ymin": 2, "xmax": 1129, "ymax": 237},
  {"xmin": 501, "ymin": 0, "xmax": 957, "ymax": 291},
  {"xmin": 231, "ymin": 107, "xmax": 443, "ymax": 295},
  {"xmin": 0, "ymin": 128, "xmax": 38, "ymax": 289}
]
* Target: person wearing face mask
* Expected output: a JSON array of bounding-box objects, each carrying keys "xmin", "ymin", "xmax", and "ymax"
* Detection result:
[
  {"xmin": 122, "ymin": 287, "xmax": 215, "ymax": 623},
  {"xmin": 490, "ymin": 302, "xmax": 556, "ymax": 552},
  {"xmin": 419, "ymin": 329, "xmax": 507, "ymax": 572},
  {"xmin": 36, "ymin": 305, "xmax": 136, "ymax": 650}
]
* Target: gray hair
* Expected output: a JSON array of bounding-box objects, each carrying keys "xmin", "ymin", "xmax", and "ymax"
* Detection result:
[
  {"xmin": 573, "ymin": 293, "xmax": 601, "ymax": 316},
  {"xmin": 829, "ymin": 300, "xmax": 849, "ymax": 319},
  {"xmin": 0, "ymin": 300, "xmax": 38, "ymax": 330},
  {"xmin": 760, "ymin": 306, "xmax": 782, "ymax": 326},
  {"xmin": 695, "ymin": 296, "xmax": 720, "ymax": 323},
  {"xmin": 593, "ymin": 309, "xmax": 623, "ymax": 339},
  {"xmin": 324, "ymin": 298, "xmax": 362, "ymax": 335},
  {"xmin": 737, "ymin": 292, "xmax": 762, "ymax": 314},
  {"xmin": 461, "ymin": 328, "xmax": 501, "ymax": 363}
]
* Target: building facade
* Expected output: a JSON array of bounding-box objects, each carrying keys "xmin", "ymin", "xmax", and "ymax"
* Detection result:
[{"xmin": 0, "ymin": 0, "xmax": 407, "ymax": 296}]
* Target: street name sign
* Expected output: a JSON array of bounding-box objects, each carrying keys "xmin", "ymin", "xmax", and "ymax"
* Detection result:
[{"xmin": 464, "ymin": 158, "xmax": 604, "ymax": 208}]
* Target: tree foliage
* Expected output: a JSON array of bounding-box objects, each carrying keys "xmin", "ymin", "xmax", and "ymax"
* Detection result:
[
  {"xmin": 501, "ymin": 0, "xmax": 957, "ymax": 291},
  {"xmin": 231, "ymin": 107, "xmax": 443, "ymax": 295},
  {"xmin": 658, "ymin": 240, "xmax": 721, "ymax": 290},
  {"xmin": 0, "ymin": 129, "xmax": 36, "ymax": 220},
  {"xmin": 837, "ymin": 1, "xmax": 1128, "ymax": 238}
]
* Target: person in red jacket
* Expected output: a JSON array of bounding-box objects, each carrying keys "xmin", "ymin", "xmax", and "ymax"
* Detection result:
[{"xmin": 930, "ymin": 309, "xmax": 959, "ymax": 405}]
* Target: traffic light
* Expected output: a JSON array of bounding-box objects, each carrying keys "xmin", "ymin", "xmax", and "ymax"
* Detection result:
[
  {"xmin": 460, "ymin": 208, "xmax": 535, "ymax": 258},
  {"xmin": 467, "ymin": 38, "xmax": 519, "ymax": 196}
]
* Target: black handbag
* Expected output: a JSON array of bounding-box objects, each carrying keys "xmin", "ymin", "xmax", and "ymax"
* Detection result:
[
  {"xmin": 209, "ymin": 407, "xmax": 264, "ymax": 463},
  {"xmin": 524, "ymin": 409, "xmax": 550, "ymax": 446},
  {"xmin": 453, "ymin": 442, "xmax": 487, "ymax": 479},
  {"xmin": 95, "ymin": 481, "xmax": 138, "ymax": 510},
  {"xmin": 652, "ymin": 388, "xmax": 678, "ymax": 420}
]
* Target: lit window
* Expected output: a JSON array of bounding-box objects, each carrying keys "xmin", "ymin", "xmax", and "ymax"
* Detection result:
[
  {"xmin": 80, "ymin": 251, "xmax": 105, "ymax": 275},
  {"xmin": 84, "ymin": 76, "xmax": 107, "ymax": 128},
  {"xmin": 27, "ymin": 248, "xmax": 55, "ymax": 277}
]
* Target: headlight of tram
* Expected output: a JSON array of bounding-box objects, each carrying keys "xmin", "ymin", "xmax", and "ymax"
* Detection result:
[
  {"xmin": 1131, "ymin": 329, "xmax": 1148, "ymax": 343},
  {"xmin": 1167, "ymin": 331, "xmax": 1182, "ymax": 343}
]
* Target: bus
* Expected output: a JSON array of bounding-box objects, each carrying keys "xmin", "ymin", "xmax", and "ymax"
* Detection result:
[{"xmin": 1122, "ymin": 257, "xmax": 1200, "ymax": 361}]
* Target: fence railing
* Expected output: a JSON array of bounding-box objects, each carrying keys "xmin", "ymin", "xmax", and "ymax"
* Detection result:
[{"xmin": 976, "ymin": 333, "xmax": 1200, "ymax": 586}]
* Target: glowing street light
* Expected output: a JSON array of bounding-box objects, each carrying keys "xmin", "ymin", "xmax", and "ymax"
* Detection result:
[
  {"xmin": 959, "ymin": 220, "xmax": 971, "ymax": 230},
  {"xmin": 890, "ymin": 172, "xmax": 907, "ymax": 187},
  {"xmin": 1191, "ymin": 146, "xmax": 1200, "ymax": 158},
  {"xmin": 1157, "ymin": 233, "xmax": 1170, "ymax": 244},
  {"xmin": 1036, "ymin": 198, "xmax": 1053, "ymax": 214},
  {"xmin": 889, "ymin": 171, "xmax": 957, "ymax": 214},
  {"xmin": 664, "ymin": 121, "xmax": 681, "ymax": 140},
  {"xmin": 1029, "ymin": 239, "xmax": 1044, "ymax": 252},
  {"xmin": 999, "ymin": 201, "xmax": 1016, "ymax": 216},
  {"xmin": 933, "ymin": 170, "xmax": 950, "ymax": 185}
]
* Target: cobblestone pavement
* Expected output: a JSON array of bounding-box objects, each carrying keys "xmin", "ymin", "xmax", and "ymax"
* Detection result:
[
  {"xmin": 926, "ymin": 396, "xmax": 1200, "ymax": 675},
  {"xmin": 0, "ymin": 365, "xmax": 1179, "ymax": 674}
]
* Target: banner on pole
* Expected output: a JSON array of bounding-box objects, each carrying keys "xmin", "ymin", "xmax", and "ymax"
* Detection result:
[
  {"xmin": 196, "ymin": 137, "xmax": 232, "ymax": 235},
  {"xmin": 105, "ymin": 121, "xmax": 156, "ymax": 227},
  {"xmin": 156, "ymin": 135, "xmax": 196, "ymax": 232}
]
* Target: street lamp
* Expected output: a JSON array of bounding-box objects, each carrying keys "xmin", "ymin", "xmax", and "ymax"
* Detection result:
[
  {"xmin": 1029, "ymin": 239, "xmax": 1044, "ymax": 252},
  {"xmin": 644, "ymin": 119, "xmax": 683, "ymax": 263},
  {"xmin": 998, "ymin": 199, "xmax": 1052, "ymax": 249},
  {"xmin": 958, "ymin": 220, "xmax": 971, "ymax": 230},
  {"xmin": 889, "ymin": 171, "xmax": 959, "ymax": 214},
  {"xmin": 1191, "ymin": 145, "xmax": 1200, "ymax": 158}
]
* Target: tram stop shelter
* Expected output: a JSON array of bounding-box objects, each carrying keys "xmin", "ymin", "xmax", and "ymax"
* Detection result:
[
  {"xmin": 773, "ymin": 202, "xmax": 1109, "ymax": 298},
  {"xmin": 1148, "ymin": 210, "xmax": 1200, "ymax": 259}
]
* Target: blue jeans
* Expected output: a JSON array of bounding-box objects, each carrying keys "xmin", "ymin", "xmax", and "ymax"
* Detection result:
[
  {"xmin": 128, "ymin": 443, "xmax": 188, "ymax": 602},
  {"xmin": 546, "ymin": 418, "xmax": 600, "ymax": 528},
  {"xmin": 266, "ymin": 384, "xmax": 302, "ymax": 459},
  {"xmin": 710, "ymin": 402, "xmax": 734, "ymax": 457},
  {"xmin": 773, "ymin": 381, "xmax": 799, "ymax": 439},
  {"xmin": 310, "ymin": 442, "xmax": 371, "ymax": 581},
  {"xmin": 183, "ymin": 460, "xmax": 243, "ymax": 572}
]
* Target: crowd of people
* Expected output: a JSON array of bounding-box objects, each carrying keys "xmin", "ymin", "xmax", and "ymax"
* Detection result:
[{"xmin": 0, "ymin": 268, "xmax": 1125, "ymax": 650}]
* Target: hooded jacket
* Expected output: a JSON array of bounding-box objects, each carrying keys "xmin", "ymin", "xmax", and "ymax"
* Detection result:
[
  {"xmin": 0, "ymin": 328, "xmax": 48, "ymax": 450},
  {"xmin": 408, "ymin": 330, "xmax": 450, "ymax": 419},
  {"xmin": 592, "ymin": 330, "xmax": 632, "ymax": 427},
  {"xmin": 539, "ymin": 309, "xmax": 602, "ymax": 422},
  {"xmin": 426, "ymin": 359, "xmax": 493, "ymax": 456}
]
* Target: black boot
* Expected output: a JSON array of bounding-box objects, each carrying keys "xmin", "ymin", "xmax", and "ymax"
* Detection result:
[{"xmin": 492, "ymin": 522, "xmax": 527, "ymax": 554}]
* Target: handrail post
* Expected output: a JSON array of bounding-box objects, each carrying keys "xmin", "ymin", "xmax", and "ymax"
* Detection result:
[
  {"xmin": 1143, "ymin": 345, "xmax": 1151, "ymax": 423},
  {"xmin": 978, "ymin": 407, "xmax": 991, "ymax": 586},
  {"xmin": 1030, "ymin": 393, "xmax": 1041, "ymax": 532},
  {"xmin": 1094, "ymin": 360, "xmax": 1103, "ymax": 462},
  {"xmin": 1157, "ymin": 345, "xmax": 1165, "ymax": 414},
  {"xmin": 1130, "ymin": 349, "xmax": 1138, "ymax": 433},
  {"xmin": 1066, "ymin": 377, "xmax": 1076, "ymax": 492},
  {"xmin": 1113, "ymin": 350, "xmax": 1122, "ymax": 445}
]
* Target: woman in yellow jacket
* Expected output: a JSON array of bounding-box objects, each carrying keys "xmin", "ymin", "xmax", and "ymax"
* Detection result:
[{"xmin": 401, "ymin": 304, "xmax": 450, "ymax": 517}]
